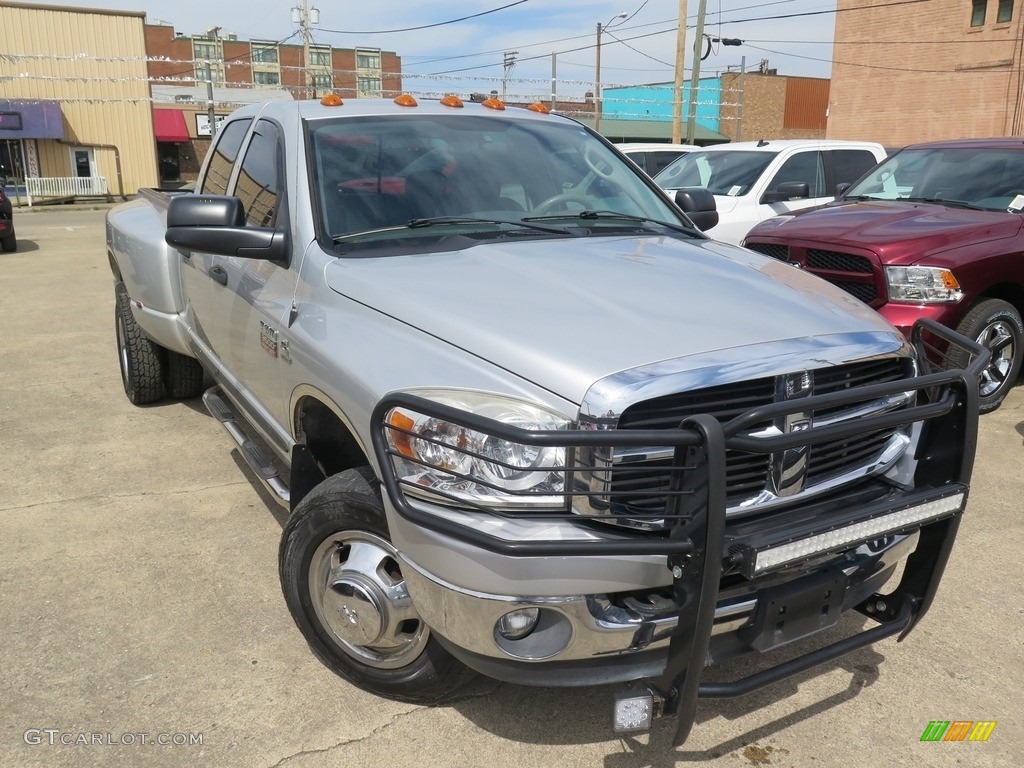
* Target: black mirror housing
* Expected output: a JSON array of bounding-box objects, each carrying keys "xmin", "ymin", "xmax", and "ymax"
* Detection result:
[
  {"xmin": 674, "ymin": 187, "xmax": 719, "ymax": 232},
  {"xmin": 165, "ymin": 194, "xmax": 287, "ymax": 262},
  {"xmin": 760, "ymin": 181, "xmax": 810, "ymax": 204}
]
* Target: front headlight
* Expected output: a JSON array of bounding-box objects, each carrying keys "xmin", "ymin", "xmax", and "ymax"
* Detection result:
[
  {"xmin": 885, "ymin": 266, "xmax": 963, "ymax": 303},
  {"xmin": 383, "ymin": 390, "xmax": 569, "ymax": 510}
]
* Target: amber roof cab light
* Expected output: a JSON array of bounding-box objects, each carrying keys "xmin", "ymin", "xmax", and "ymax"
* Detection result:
[
  {"xmin": 394, "ymin": 94, "xmax": 418, "ymax": 107},
  {"xmin": 320, "ymin": 93, "xmax": 343, "ymax": 106}
]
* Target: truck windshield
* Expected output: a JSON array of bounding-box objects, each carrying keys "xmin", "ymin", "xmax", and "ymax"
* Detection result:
[
  {"xmin": 844, "ymin": 147, "xmax": 1024, "ymax": 211},
  {"xmin": 307, "ymin": 113, "xmax": 691, "ymax": 251},
  {"xmin": 654, "ymin": 150, "xmax": 776, "ymax": 196}
]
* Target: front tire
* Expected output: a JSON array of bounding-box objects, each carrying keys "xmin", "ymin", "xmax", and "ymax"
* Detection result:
[
  {"xmin": 114, "ymin": 284, "xmax": 164, "ymax": 405},
  {"xmin": 953, "ymin": 298, "xmax": 1023, "ymax": 413},
  {"xmin": 279, "ymin": 468, "xmax": 472, "ymax": 703}
]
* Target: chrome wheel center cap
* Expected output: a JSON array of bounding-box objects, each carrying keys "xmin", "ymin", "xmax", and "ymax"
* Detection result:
[{"xmin": 323, "ymin": 577, "xmax": 385, "ymax": 646}]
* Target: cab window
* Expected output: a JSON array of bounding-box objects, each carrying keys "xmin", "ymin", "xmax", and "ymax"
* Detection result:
[
  {"xmin": 200, "ymin": 119, "xmax": 252, "ymax": 195},
  {"xmin": 232, "ymin": 119, "xmax": 283, "ymax": 228}
]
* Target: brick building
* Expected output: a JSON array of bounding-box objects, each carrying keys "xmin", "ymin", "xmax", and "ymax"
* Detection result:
[
  {"xmin": 599, "ymin": 71, "xmax": 830, "ymax": 144},
  {"xmin": 828, "ymin": 0, "xmax": 1024, "ymax": 146}
]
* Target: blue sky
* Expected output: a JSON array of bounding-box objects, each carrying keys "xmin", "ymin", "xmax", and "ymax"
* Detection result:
[{"xmin": 40, "ymin": 0, "xmax": 840, "ymax": 97}]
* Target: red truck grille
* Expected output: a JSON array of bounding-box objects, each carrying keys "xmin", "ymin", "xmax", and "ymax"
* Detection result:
[
  {"xmin": 612, "ymin": 357, "xmax": 911, "ymax": 516},
  {"xmin": 746, "ymin": 242, "xmax": 880, "ymax": 306}
]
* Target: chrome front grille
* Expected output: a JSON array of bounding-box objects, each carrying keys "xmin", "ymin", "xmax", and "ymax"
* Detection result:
[{"xmin": 610, "ymin": 358, "xmax": 913, "ymax": 521}]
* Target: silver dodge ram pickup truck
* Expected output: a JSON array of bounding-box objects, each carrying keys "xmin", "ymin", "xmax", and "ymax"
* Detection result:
[{"xmin": 106, "ymin": 95, "xmax": 985, "ymax": 743}]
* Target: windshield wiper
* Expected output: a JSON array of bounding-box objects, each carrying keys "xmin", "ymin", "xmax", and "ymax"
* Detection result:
[
  {"xmin": 522, "ymin": 209, "xmax": 699, "ymax": 235},
  {"xmin": 900, "ymin": 197, "xmax": 986, "ymax": 210},
  {"xmin": 332, "ymin": 216, "xmax": 571, "ymax": 244},
  {"xmin": 407, "ymin": 216, "xmax": 571, "ymax": 234}
]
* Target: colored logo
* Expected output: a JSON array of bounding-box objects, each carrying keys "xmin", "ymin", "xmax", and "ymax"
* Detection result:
[{"xmin": 920, "ymin": 721, "xmax": 996, "ymax": 742}]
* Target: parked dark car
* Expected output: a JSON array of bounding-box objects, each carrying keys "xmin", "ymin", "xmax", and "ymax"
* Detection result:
[
  {"xmin": 743, "ymin": 138, "xmax": 1024, "ymax": 412},
  {"xmin": 0, "ymin": 183, "xmax": 15, "ymax": 252}
]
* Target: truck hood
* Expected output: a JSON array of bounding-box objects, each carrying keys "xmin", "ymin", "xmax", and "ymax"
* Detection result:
[
  {"xmin": 749, "ymin": 200, "xmax": 1022, "ymax": 262},
  {"xmin": 324, "ymin": 235, "xmax": 899, "ymax": 404}
]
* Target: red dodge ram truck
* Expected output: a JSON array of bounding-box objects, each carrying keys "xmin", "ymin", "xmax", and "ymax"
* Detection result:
[{"xmin": 744, "ymin": 138, "xmax": 1024, "ymax": 412}]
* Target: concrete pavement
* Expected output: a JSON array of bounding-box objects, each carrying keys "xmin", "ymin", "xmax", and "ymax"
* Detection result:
[{"xmin": 1, "ymin": 207, "xmax": 1021, "ymax": 767}]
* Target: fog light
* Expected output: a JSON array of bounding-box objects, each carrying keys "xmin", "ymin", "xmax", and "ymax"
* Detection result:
[
  {"xmin": 613, "ymin": 689, "xmax": 656, "ymax": 733},
  {"xmin": 496, "ymin": 608, "xmax": 540, "ymax": 640}
]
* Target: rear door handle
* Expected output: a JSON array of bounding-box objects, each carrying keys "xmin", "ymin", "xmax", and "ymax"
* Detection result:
[{"xmin": 209, "ymin": 265, "xmax": 228, "ymax": 286}]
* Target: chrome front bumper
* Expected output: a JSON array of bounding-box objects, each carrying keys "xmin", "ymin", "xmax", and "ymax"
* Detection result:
[{"xmin": 399, "ymin": 530, "xmax": 920, "ymax": 684}]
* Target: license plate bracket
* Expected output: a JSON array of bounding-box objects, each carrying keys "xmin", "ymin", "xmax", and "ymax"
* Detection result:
[{"xmin": 740, "ymin": 568, "xmax": 849, "ymax": 652}]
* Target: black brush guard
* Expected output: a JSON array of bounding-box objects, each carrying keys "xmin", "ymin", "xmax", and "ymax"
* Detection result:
[{"xmin": 370, "ymin": 319, "xmax": 987, "ymax": 745}]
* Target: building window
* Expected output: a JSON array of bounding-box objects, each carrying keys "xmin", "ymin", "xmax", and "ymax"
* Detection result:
[
  {"xmin": 251, "ymin": 43, "xmax": 279, "ymax": 64},
  {"xmin": 310, "ymin": 47, "xmax": 332, "ymax": 68},
  {"xmin": 356, "ymin": 50, "xmax": 381, "ymax": 70},
  {"xmin": 313, "ymin": 73, "xmax": 333, "ymax": 95},
  {"xmin": 254, "ymin": 71, "xmax": 281, "ymax": 86},
  {"xmin": 193, "ymin": 41, "xmax": 221, "ymax": 62},
  {"xmin": 997, "ymin": 0, "xmax": 1013, "ymax": 21},
  {"xmin": 971, "ymin": 0, "xmax": 987, "ymax": 25},
  {"xmin": 357, "ymin": 76, "xmax": 382, "ymax": 97}
]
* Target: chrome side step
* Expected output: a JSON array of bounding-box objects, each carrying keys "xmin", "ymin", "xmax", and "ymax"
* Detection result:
[{"xmin": 202, "ymin": 387, "xmax": 290, "ymax": 507}]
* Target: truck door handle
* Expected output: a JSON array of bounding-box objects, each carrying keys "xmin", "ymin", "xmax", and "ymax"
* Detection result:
[{"xmin": 209, "ymin": 265, "xmax": 228, "ymax": 286}]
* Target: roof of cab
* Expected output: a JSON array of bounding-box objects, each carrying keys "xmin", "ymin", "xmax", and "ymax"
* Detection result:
[{"xmin": 228, "ymin": 96, "xmax": 573, "ymax": 125}]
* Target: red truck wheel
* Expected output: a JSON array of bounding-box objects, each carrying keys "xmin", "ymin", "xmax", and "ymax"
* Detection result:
[{"xmin": 954, "ymin": 298, "xmax": 1023, "ymax": 413}]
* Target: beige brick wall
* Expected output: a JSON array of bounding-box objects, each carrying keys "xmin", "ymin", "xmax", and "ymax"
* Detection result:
[
  {"xmin": 828, "ymin": 0, "xmax": 1023, "ymax": 145},
  {"xmin": 720, "ymin": 74, "xmax": 826, "ymax": 141}
]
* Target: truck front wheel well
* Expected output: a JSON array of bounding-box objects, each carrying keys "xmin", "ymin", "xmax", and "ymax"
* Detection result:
[
  {"xmin": 976, "ymin": 282, "xmax": 1024, "ymax": 318},
  {"xmin": 292, "ymin": 397, "xmax": 372, "ymax": 505}
]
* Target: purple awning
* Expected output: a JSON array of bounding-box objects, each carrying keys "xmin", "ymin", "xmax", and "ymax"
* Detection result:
[{"xmin": 0, "ymin": 100, "xmax": 64, "ymax": 140}]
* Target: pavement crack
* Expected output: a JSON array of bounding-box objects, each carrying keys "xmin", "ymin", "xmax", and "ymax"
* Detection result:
[
  {"xmin": 0, "ymin": 480, "xmax": 250, "ymax": 513},
  {"xmin": 265, "ymin": 706, "xmax": 420, "ymax": 768}
]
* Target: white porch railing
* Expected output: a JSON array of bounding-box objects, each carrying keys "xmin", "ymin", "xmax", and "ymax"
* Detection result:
[{"xmin": 26, "ymin": 176, "xmax": 109, "ymax": 198}]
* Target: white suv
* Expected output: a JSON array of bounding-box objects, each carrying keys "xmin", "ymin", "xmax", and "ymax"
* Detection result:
[
  {"xmin": 654, "ymin": 139, "xmax": 887, "ymax": 244},
  {"xmin": 615, "ymin": 143, "xmax": 699, "ymax": 177}
]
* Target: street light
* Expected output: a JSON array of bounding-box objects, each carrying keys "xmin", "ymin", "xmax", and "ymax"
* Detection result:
[{"xmin": 594, "ymin": 11, "xmax": 628, "ymax": 133}]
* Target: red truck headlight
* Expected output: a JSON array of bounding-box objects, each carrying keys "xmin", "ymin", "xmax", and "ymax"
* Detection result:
[{"xmin": 885, "ymin": 266, "xmax": 963, "ymax": 303}]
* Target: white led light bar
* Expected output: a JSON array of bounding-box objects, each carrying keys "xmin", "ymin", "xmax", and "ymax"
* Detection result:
[{"xmin": 753, "ymin": 493, "xmax": 965, "ymax": 575}]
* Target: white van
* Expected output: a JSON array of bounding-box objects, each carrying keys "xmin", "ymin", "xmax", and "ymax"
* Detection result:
[{"xmin": 654, "ymin": 139, "xmax": 887, "ymax": 244}]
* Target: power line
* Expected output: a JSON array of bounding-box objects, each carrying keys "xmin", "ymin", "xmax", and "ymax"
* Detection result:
[{"xmin": 318, "ymin": 1, "xmax": 529, "ymax": 34}]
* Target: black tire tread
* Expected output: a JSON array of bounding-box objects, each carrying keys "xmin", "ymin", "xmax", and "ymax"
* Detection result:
[
  {"xmin": 115, "ymin": 285, "xmax": 164, "ymax": 405},
  {"xmin": 164, "ymin": 350, "xmax": 205, "ymax": 400},
  {"xmin": 1, "ymin": 233, "xmax": 15, "ymax": 252}
]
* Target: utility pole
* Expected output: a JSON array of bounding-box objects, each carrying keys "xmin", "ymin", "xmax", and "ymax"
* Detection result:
[
  {"xmin": 736, "ymin": 56, "xmax": 746, "ymax": 141},
  {"xmin": 672, "ymin": 0, "xmax": 687, "ymax": 143},
  {"xmin": 292, "ymin": 1, "xmax": 319, "ymax": 98},
  {"xmin": 595, "ymin": 22, "xmax": 604, "ymax": 132},
  {"xmin": 550, "ymin": 52, "xmax": 557, "ymax": 110},
  {"xmin": 205, "ymin": 60, "xmax": 217, "ymax": 139},
  {"xmin": 302, "ymin": 0, "xmax": 312, "ymax": 98},
  {"xmin": 502, "ymin": 51, "xmax": 518, "ymax": 101},
  {"xmin": 685, "ymin": 0, "xmax": 708, "ymax": 144}
]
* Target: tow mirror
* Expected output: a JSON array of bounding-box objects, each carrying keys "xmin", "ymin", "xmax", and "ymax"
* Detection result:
[{"xmin": 165, "ymin": 194, "xmax": 287, "ymax": 262}]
